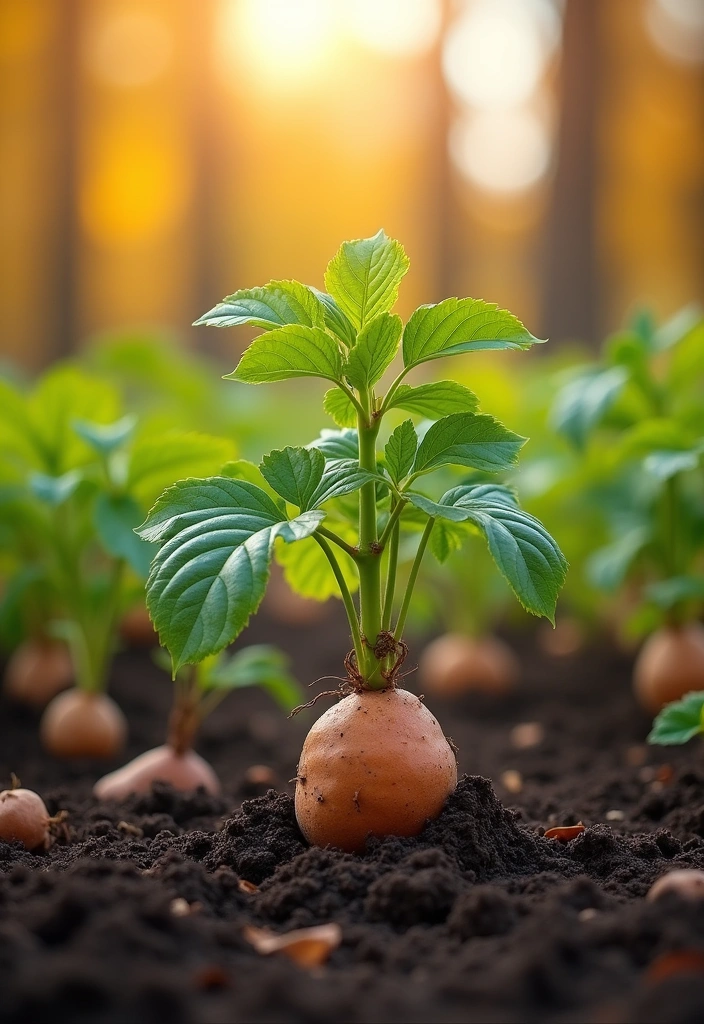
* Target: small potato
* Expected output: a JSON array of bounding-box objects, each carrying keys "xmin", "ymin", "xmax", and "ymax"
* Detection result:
[
  {"xmin": 419, "ymin": 633, "xmax": 519, "ymax": 697},
  {"xmin": 295, "ymin": 687, "xmax": 457, "ymax": 853},
  {"xmin": 41, "ymin": 689, "xmax": 127, "ymax": 759},
  {"xmin": 633, "ymin": 623, "xmax": 704, "ymax": 714},
  {"xmin": 94, "ymin": 745, "xmax": 220, "ymax": 801},
  {"xmin": 0, "ymin": 788, "xmax": 51, "ymax": 851},
  {"xmin": 647, "ymin": 869, "xmax": 704, "ymax": 902},
  {"xmin": 4, "ymin": 640, "xmax": 73, "ymax": 708}
]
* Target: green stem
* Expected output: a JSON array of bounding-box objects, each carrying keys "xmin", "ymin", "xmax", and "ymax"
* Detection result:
[
  {"xmin": 313, "ymin": 533, "xmax": 364, "ymax": 669},
  {"xmin": 336, "ymin": 381, "xmax": 367, "ymax": 420},
  {"xmin": 81, "ymin": 558, "xmax": 125, "ymax": 693},
  {"xmin": 381, "ymin": 514, "xmax": 400, "ymax": 631},
  {"xmin": 357, "ymin": 401, "xmax": 385, "ymax": 687},
  {"xmin": 379, "ymin": 366, "xmax": 411, "ymax": 416},
  {"xmin": 394, "ymin": 518, "xmax": 434, "ymax": 641},
  {"xmin": 663, "ymin": 474, "xmax": 680, "ymax": 578},
  {"xmin": 316, "ymin": 525, "xmax": 359, "ymax": 560}
]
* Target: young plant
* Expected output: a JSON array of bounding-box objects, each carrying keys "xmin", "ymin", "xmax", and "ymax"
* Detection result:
[
  {"xmin": 138, "ymin": 231, "xmax": 567, "ymax": 852},
  {"xmin": 0, "ymin": 366, "xmax": 233, "ymax": 755},
  {"xmin": 551, "ymin": 308, "xmax": 704, "ymax": 711},
  {"xmin": 95, "ymin": 644, "xmax": 301, "ymax": 800},
  {"xmin": 648, "ymin": 690, "xmax": 704, "ymax": 747}
]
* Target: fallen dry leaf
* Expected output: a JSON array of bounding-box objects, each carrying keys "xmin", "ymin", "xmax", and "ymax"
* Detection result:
[
  {"xmin": 243, "ymin": 923, "xmax": 342, "ymax": 968},
  {"xmin": 238, "ymin": 879, "xmax": 259, "ymax": 894},
  {"xmin": 544, "ymin": 822, "xmax": 585, "ymax": 842},
  {"xmin": 647, "ymin": 949, "xmax": 704, "ymax": 983}
]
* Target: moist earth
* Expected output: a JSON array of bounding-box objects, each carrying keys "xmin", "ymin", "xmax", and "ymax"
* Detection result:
[{"xmin": 1, "ymin": 611, "xmax": 703, "ymax": 1024}]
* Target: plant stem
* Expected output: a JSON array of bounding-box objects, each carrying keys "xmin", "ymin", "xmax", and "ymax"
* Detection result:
[
  {"xmin": 378, "ymin": 497, "xmax": 407, "ymax": 549},
  {"xmin": 357, "ymin": 400, "xmax": 385, "ymax": 687},
  {"xmin": 381, "ymin": 514, "xmax": 400, "ymax": 631},
  {"xmin": 394, "ymin": 518, "xmax": 435, "ymax": 641},
  {"xmin": 663, "ymin": 474, "xmax": 679, "ymax": 578},
  {"xmin": 316, "ymin": 525, "xmax": 359, "ymax": 560},
  {"xmin": 313, "ymin": 533, "xmax": 364, "ymax": 669}
]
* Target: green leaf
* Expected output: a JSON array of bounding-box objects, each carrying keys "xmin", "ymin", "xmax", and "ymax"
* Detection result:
[
  {"xmin": 137, "ymin": 477, "xmax": 324, "ymax": 671},
  {"xmin": 551, "ymin": 366, "xmax": 629, "ymax": 448},
  {"xmin": 644, "ymin": 447, "xmax": 702, "ymax": 482},
  {"xmin": 384, "ymin": 420, "xmax": 417, "ymax": 484},
  {"xmin": 402, "ymin": 297, "xmax": 542, "ymax": 369},
  {"xmin": 219, "ymin": 460, "xmax": 285, "ymax": 509},
  {"xmin": 342, "ymin": 312, "xmax": 401, "ymax": 390},
  {"xmin": 29, "ymin": 470, "xmax": 82, "ymax": 506},
  {"xmin": 587, "ymin": 526, "xmax": 650, "ymax": 592},
  {"xmin": 94, "ymin": 493, "xmax": 156, "ymax": 577},
  {"xmin": 276, "ymin": 528, "xmax": 358, "ymax": 601},
  {"xmin": 323, "ymin": 388, "xmax": 357, "ymax": 427},
  {"xmin": 193, "ymin": 279, "xmax": 324, "ymax": 330},
  {"xmin": 618, "ymin": 419, "xmax": 691, "ymax": 459},
  {"xmin": 324, "ymin": 229, "xmax": 409, "ymax": 330},
  {"xmin": 648, "ymin": 692, "xmax": 704, "ymax": 745},
  {"xmin": 204, "ymin": 645, "xmax": 303, "ymax": 712},
  {"xmin": 128, "ymin": 431, "xmax": 236, "ymax": 509},
  {"xmin": 386, "ymin": 380, "xmax": 479, "ymax": 418},
  {"xmin": 308, "ymin": 428, "xmax": 358, "ymax": 461},
  {"xmin": 260, "ymin": 447, "xmax": 325, "ymax": 509},
  {"xmin": 73, "ymin": 415, "xmax": 137, "ymax": 456},
  {"xmin": 413, "ymin": 413, "xmax": 526, "ymax": 475},
  {"xmin": 225, "ymin": 325, "xmax": 343, "ymax": 385},
  {"xmin": 429, "ymin": 518, "xmax": 467, "ymax": 563},
  {"xmin": 654, "ymin": 304, "xmax": 703, "ymax": 353},
  {"xmin": 646, "ymin": 576, "xmax": 704, "ymax": 610},
  {"xmin": 307, "ymin": 459, "xmax": 380, "ymax": 509},
  {"xmin": 311, "ymin": 288, "xmax": 357, "ymax": 347},
  {"xmin": 407, "ymin": 484, "xmax": 567, "ymax": 621}
]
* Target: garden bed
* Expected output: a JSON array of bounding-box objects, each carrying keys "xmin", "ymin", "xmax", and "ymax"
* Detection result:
[{"xmin": 1, "ymin": 611, "xmax": 703, "ymax": 1024}]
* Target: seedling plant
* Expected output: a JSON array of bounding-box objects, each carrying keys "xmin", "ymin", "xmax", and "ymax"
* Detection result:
[{"xmin": 138, "ymin": 231, "xmax": 567, "ymax": 851}]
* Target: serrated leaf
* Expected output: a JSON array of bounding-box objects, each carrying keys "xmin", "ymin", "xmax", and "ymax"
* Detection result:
[
  {"xmin": 343, "ymin": 312, "xmax": 401, "ymax": 390},
  {"xmin": 402, "ymin": 297, "xmax": 542, "ymax": 369},
  {"xmin": 72, "ymin": 415, "xmax": 137, "ymax": 456},
  {"xmin": 194, "ymin": 279, "xmax": 324, "ymax": 330},
  {"xmin": 225, "ymin": 325, "xmax": 343, "ymax": 385},
  {"xmin": 429, "ymin": 518, "xmax": 467, "ymax": 563},
  {"xmin": 29, "ymin": 470, "xmax": 82, "ymax": 506},
  {"xmin": 387, "ymin": 380, "xmax": 479, "ymax": 418},
  {"xmin": 204, "ymin": 645, "xmax": 303, "ymax": 711},
  {"xmin": 260, "ymin": 447, "xmax": 325, "ymax": 509},
  {"xmin": 137, "ymin": 477, "xmax": 324, "ymax": 670},
  {"xmin": 311, "ymin": 288, "xmax": 357, "ymax": 347},
  {"xmin": 325, "ymin": 229, "xmax": 409, "ymax": 330},
  {"xmin": 94, "ymin": 493, "xmax": 156, "ymax": 577},
  {"xmin": 307, "ymin": 459, "xmax": 381, "ymax": 509},
  {"xmin": 648, "ymin": 692, "xmax": 704, "ymax": 745},
  {"xmin": 644, "ymin": 447, "xmax": 702, "ymax": 481},
  {"xmin": 323, "ymin": 388, "xmax": 357, "ymax": 427},
  {"xmin": 407, "ymin": 485, "xmax": 567, "ymax": 621},
  {"xmin": 276, "ymin": 529, "xmax": 358, "ymax": 601},
  {"xmin": 307, "ymin": 428, "xmax": 359, "ymax": 461},
  {"xmin": 551, "ymin": 366, "xmax": 629, "ymax": 448},
  {"xmin": 128, "ymin": 431, "xmax": 235, "ymax": 509},
  {"xmin": 384, "ymin": 420, "xmax": 417, "ymax": 484},
  {"xmin": 413, "ymin": 413, "xmax": 526, "ymax": 475}
]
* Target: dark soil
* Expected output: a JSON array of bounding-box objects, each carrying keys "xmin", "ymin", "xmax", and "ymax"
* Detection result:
[{"xmin": 1, "ymin": 609, "xmax": 704, "ymax": 1024}]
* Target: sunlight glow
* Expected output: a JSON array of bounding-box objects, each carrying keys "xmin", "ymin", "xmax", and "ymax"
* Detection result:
[
  {"xmin": 344, "ymin": 0, "xmax": 442, "ymax": 56},
  {"xmin": 645, "ymin": 0, "xmax": 704, "ymax": 65},
  {"xmin": 450, "ymin": 108, "xmax": 551, "ymax": 194},
  {"xmin": 83, "ymin": 10, "xmax": 172, "ymax": 88},
  {"xmin": 217, "ymin": 0, "xmax": 337, "ymax": 88},
  {"xmin": 443, "ymin": 0, "xmax": 560, "ymax": 110}
]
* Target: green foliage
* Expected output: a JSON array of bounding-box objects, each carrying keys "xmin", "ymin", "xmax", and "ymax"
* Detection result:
[
  {"xmin": 199, "ymin": 644, "xmax": 303, "ymax": 712},
  {"xmin": 146, "ymin": 231, "xmax": 564, "ymax": 682},
  {"xmin": 648, "ymin": 692, "xmax": 704, "ymax": 745}
]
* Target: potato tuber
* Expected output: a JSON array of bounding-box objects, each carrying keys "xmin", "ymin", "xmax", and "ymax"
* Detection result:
[
  {"xmin": 419, "ymin": 633, "xmax": 519, "ymax": 697},
  {"xmin": 4, "ymin": 640, "xmax": 73, "ymax": 708},
  {"xmin": 633, "ymin": 623, "xmax": 704, "ymax": 714},
  {"xmin": 0, "ymin": 787, "xmax": 51, "ymax": 850},
  {"xmin": 647, "ymin": 869, "xmax": 704, "ymax": 902},
  {"xmin": 94, "ymin": 745, "xmax": 220, "ymax": 801},
  {"xmin": 295, "ymin": 688, "xmax": 457, "ymax": 853},
  {"xmin": 40, "ymin": 688, "xmax": 127, "ymax": 759}
]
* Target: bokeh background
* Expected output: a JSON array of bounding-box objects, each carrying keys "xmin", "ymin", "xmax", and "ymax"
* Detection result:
[{"xmin": 1, "ymin": 0, "xmax": 703, "ymax": 370}]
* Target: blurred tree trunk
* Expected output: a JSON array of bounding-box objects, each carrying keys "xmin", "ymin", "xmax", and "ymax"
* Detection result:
[{"xmin": 543, "ymin": 0, "xmax": 602, "ymax": 346}]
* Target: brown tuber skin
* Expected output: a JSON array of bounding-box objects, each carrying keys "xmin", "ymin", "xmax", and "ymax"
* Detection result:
[
  {"xmin": 4, "ymin": 640, "xmax": 73, "ymax": 709},
  {"xmin": 0, "ymin": 787, "xmax": 51, "ymax": 850},
  {"xmin": 419, "ymin": 633, "xmax": 519, "ymax": 697},
  {"xmin": 40, "ymin": 688, "xmax": 127, "ymax": 759},
  {"xmin": 94, "ymin": 690, "xmax": 219, "ymax": 800},
  {"xmin": 295, "ymin": 688, "xmax": 457, "ymax": 853},
  {"xmin": 633, "ymin": 622, "xmax": 704, "ymax": 714},
  {"xmin": 647, "ymin": 869, "xmax": 704, "ymax": 902},
  {"xmin": 119, "ymin": 604, "xmax": 158, "ymax": 647}
]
